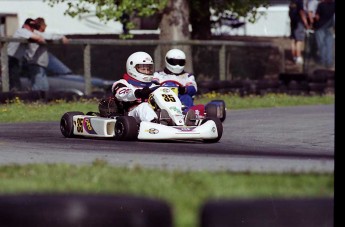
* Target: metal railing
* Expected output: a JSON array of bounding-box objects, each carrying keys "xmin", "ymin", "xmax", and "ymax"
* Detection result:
[{"xmin": 0, "ymin": 37, "xmax": 283, "ymax": 95}]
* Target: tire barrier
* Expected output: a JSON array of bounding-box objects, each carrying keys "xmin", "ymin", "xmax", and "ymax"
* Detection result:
[
  {"xmin": 200, "ymin": 197, "xmax": 333, "ymax": 227},
  {"xmin": 0, "ymin": 194, "xmax": 334, "ymax": 227},
  {"xmin": 0, "ymin": 194, "xmax": 173, "ymax": 227},
  {"xmin": 197, "ymin": 69, "xmax": 334, "ymax": 96}
]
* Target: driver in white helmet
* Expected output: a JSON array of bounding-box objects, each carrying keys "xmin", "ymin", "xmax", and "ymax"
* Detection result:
[
  {"xmin": 152, "ymin": 48, "xmax": 198, "ymax": 111},
  {"xmin": 110, "ymin": 51, "xmax": 158, "ymax": 123}
]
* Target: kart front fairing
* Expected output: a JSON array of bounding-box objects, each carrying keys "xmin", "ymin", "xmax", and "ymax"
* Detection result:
[
  {"xmin": 70, "ymin": 114, "xmax": 220, "ymax": 141},
  {"xmin": 137, "ymin": 120, "xmax": 220, "ymax": 140}
]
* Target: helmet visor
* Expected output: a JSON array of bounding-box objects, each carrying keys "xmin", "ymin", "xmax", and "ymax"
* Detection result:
[
  {"xmin": 166, "ymin": 58, "xmax": 186, "ymax": 66},
  {"xmin": 135, "ymin": 64, "xmax": 154, "ymax": 75}
]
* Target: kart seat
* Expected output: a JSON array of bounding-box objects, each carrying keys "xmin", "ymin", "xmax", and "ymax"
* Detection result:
[{"xmin": 98, "ymin": 97, "xmax": 125, "ymax": 117}]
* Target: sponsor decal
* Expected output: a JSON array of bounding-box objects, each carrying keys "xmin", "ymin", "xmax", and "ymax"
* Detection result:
[
  {"xmin": 162, "ymin": 88, "xmax": 170, "ymax": 93},
  {"xmin": 118, "ymin": 88, "xmax": 131, "ymax": 94},
  {"xmin": 83, "ymin": 117, "xmax": 97, "ymax": 134},
  {"xmin": 173, "ymin": 126, "xmax": 196, "ymax": 131},
  {"xmin": 146, "ymin": 128, "xmax": 159, "ymax": 134},
  {"xmin": 169, "ymin": 106, "xmax": 182, "ymax": 114}
]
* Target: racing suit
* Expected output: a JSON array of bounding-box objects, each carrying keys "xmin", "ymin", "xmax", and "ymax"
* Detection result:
[
  {"xmin": 111, "ymin": 73, "xmax": 157, "ymax": 123},
  {"xmin": 152, "ymin": 68, "xmax": 197, "ymax": 109}
]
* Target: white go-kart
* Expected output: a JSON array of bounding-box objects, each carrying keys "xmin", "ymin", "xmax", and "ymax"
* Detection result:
[{"xmin": 60, "ymin": 85, "xmax": 225, "ymax": 143}]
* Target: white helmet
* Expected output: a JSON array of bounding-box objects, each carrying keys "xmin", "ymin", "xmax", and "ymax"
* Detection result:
[
  {"xmin": 165, "ymin": 49, "xmax": 186, "ymax": 74},
  {"xmin": 126, "ymin": 51, "xmax": 154, "ymax": 82}
]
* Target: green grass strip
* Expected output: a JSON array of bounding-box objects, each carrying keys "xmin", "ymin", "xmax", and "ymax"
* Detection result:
[{"xmin": 0, "ymin": 162, "xmax": 334, "ymax": 227}]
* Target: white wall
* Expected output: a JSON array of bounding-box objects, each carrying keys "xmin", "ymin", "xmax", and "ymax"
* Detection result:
[
  {"xmin": 211, "ymin": 5, "xmax": 290, "ymax": 37},
  {"xmin": 0, "ymin": 0, "xmax": 123, "ymax": 35},
  {"xmin": 245, "ymin": 6, "xmax": 290, "ymax": 37}
]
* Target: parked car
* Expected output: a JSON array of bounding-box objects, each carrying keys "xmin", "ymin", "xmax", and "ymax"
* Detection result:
[{"xmin": 20, "ymin": 53, "xmax": 115, "ymax": 97}]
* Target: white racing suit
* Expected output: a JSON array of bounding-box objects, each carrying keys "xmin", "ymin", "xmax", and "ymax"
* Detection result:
[{"xmin": 111, "ymin": 76, "xmax": 157, "ymax": 123}]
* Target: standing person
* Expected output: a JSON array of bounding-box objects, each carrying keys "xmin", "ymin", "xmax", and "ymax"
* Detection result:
[
  {"xmin": 306, "ymin": 0, "xmax": 320, "ymax": 27},
  {"xmin": 7, "ymin": 18, "xmax": 45, "ymax": 91},
  {"xmin": 314, "ymin": 0, "xmax": 335, "ymax": 69},
  {"xmin": 152, "ymin": 49, "xmax": 198, "ymax": 111},
  {"xmin": 305, "ymin": 0, "xmax": 321, "ymax": 62},
  {"xmin": 25, "ymin": 17, "xmax": 69, "ymax": 91},
  {"xmin": 288, "ymin": 0, "xmax": 310, "ymax": 65},
  {"xmin": 110, "ymin": 51, "xmax": 158, "ymax": 123}
]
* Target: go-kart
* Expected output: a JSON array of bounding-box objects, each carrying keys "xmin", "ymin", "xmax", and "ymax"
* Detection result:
[{"xmin": 60, "ymin": 84, "xmax": 225, "ymax": 143}]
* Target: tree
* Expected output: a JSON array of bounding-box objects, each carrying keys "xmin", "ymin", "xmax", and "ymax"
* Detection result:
[
  {"xmin": 190, "ymin": 0, "xmax": 269, "ymax": 40},
  {"xmin": 46, "ymin": 0, "xmax": 268, "ymax": 70}
]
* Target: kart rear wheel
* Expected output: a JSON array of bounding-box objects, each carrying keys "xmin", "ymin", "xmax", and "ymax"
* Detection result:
[
  {"xmin": 205, "ymin": 103, "xmax": 218, "ymax": 119},
  {"xmin": 60, "ymin": 111, "xmax": 84, "ymax": 138},
  {"xmin": 206, "ymin": 101, "xmax": 226, "ymax": 122},
  {"xmin": 201, "ymin": 117, "xmax": 223, "ymax": 143},
  {"xmin": 115, "ymin": 116, "xmax": 139, "ymax": 141},
  {"xmin": 212, "ymin": 100, "xmax": 226, "ymax": 122}
]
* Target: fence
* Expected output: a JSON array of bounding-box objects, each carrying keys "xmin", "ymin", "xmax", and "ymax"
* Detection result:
[{"xmin": 0, "ymin": 37, "xmax": 284, "ymax": 95}]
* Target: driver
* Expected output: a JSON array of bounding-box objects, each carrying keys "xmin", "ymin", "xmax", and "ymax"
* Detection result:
[
  {"xmin": 152, "ymin": 48, "xmax": 198, "ymax": 110},
  {"xmin": 109, "ymin": 51, "xmax": 158, "ymax": 123}
]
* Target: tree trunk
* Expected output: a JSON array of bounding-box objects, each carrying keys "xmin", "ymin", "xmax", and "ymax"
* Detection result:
[
  {"xmin": 158, "ymin": 0, "xmax": 193, "ymax": 72},
  {"xmin": 190, "ymin": 0, "xmax": 212, "ymax": 40}
]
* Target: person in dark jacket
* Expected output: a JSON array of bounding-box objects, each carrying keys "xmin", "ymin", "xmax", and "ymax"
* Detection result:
[
  {"xmin": 314, "ymin": 0, "xmax": 335, "ymax": 69},
  {"xmin": 288, "ymin": 0, "xmax": 310, "ymax": 64}
]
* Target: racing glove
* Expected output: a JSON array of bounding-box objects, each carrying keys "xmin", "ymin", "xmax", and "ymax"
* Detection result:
[
  {"xmin": 134, "ymin": 86, "xmax": 152, "ymax": 99},
  {"xmin": 178, "ymin": 86, "xmax": 187, "ymax": 95}
]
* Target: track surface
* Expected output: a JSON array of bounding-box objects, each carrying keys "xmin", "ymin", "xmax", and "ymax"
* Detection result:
[{"xmin": 0, "ymin": 105, "xmax": 334, "ymax": 173}]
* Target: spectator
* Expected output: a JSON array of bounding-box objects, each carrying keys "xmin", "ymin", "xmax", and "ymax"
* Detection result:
[
  {"xmin": 152, "ymin": 49, "xmax": 197, "ymax": 111},
  {"xmin": 288, "ymin": 0, "xmax": 310, "ymax": 65},
  {"xmin": 7, "ymin": 18, "xmax": 45, "ymax": 91},
  {"xmin": 110, "ymin": 51, "xmax": 158, "ymax": 123},
  {"xmin": 306, "ymin": 0, "xmax": 320, "ymax": 27},
  {"xmin": 305, "ymin": 0, "xmax": 321, "ymax": 62},
  {"xmin": 314, "ymin": 0, "xmax": 335, "ymax": 69},
  {"xmin": 25, "ymin": 17, "xmax": 69, "ymax": 91}
]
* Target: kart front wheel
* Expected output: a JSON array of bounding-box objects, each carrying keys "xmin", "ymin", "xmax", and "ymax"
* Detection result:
[
  {"xmin": 202, "ymin": 117, "xmax": 223, "ymax": 143},
  {"xmin": 115, "ymin": 116, "xmax": 139, "ymax": 141},
  {"xmin": 60, "ymin": 111, "xmax": 84, "ymax": 138}
]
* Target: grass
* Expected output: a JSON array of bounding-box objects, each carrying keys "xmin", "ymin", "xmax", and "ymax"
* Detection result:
[{"xmin": 0, "ymin": 93, "xmax": 335, "ymax": 226}]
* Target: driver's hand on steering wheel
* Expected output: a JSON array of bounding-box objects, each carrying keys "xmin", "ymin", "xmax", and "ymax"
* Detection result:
[
  {"xmin": 134, "ymin": 86, "xmax": 152, "ymax": 99},
  {"xmin": 178, "ymin": 86, "xmax": 187, "ymax": 95}
]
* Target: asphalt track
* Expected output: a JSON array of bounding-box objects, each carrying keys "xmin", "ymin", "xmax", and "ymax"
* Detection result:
[{"xmin": 0, "ymin": 105, "xmax": 334, "ymax": 173}]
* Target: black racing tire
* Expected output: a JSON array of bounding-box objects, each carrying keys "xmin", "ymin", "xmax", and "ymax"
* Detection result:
[
  {"xmin": 114, "ymin": 116, "xmax": 139, "ymax": 141},
  {"xmin": 211, "ymin": 99, "xmax": 226, "ymax": 122},
  {"xmin": 205, "ymin": 103, "xmax": 218, "ymax": 119},
  {"xmin": 0, "ymin": 194, "xmax": 173, "ymax": 227},
  {"xmin": 201, "ymin": 117, "xmax": 223, "ymax": 143},
  {"xmin": 200, "ymin": 198, "xmax": 333, "ymax": 227},
  {"xmin": 60, "ymin": 111, "xmax": 84, "ymax": 138}
]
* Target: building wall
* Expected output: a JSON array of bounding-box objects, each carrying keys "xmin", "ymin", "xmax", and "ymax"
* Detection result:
[{"xmin": 0, "ymin": 0, "xmax": 290, "ymax": 37}]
